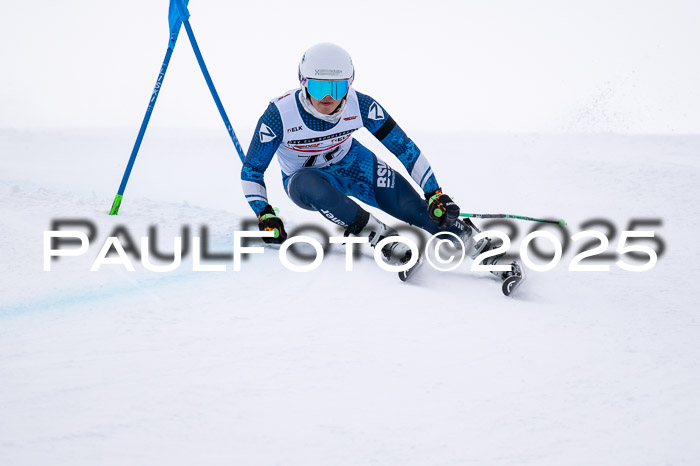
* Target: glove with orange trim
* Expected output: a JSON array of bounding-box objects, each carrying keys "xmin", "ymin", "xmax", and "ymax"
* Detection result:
[
  {"xmin": 258, "ymin": 205, "xmax": 288, "ymax": 244},
  {"xmin": 425, "ymin": 189, "xmax": 460, "ymax": 227}
]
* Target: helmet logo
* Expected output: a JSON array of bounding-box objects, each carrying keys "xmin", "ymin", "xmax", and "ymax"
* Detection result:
[{"xmin": 314, "ymin": 69, "xmax": 343, "ymax": 77}]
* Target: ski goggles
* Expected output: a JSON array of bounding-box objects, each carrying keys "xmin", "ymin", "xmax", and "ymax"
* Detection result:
[{"xmin": 305, "ymin": 78, "xmax": 351, "ymax": 101}]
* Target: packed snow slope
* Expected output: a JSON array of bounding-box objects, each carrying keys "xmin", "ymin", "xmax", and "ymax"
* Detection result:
[{"xmin": 1, "ymin": 128, "xmax": 699, "ymax": 466}]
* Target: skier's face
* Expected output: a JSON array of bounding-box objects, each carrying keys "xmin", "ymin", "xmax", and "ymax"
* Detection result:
[{"xmin": 309, "ymin": 94, "xmax": 342, "ymax": 115}]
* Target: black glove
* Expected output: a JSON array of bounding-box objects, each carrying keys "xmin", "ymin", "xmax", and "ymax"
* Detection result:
[
  {"xmin": 425, "ymin": 189, "xmax": 460, "ymax": 226},
  {"xmin": 257, "ymin": 205, "xmax": 287, "ymax": 244}
]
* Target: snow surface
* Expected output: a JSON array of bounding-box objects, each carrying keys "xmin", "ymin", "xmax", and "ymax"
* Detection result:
[{"xmin": 1, "ymin": 128, "xmax": 699, "ymax": 465}]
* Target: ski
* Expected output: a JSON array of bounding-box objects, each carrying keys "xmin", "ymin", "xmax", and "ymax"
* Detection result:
[
  {"xmin": 398, "ymin": 251, "xmax": 423, "ymax": 282},
  {"xmin": 501, "ymin": 261, "xmax": 525, "ymax": 296}
]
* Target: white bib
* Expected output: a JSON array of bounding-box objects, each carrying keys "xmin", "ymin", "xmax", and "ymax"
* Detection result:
[{"xmin": 273, "ymin": 88, "xmax": 364, "ymax": 175}]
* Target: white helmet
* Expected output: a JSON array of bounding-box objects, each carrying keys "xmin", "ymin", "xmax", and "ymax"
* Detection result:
[{"xmin": 298, "ymin": 43, "xmax": 354, "ymax": 100}]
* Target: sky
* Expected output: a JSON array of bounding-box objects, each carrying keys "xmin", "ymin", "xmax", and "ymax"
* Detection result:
[{"xmin": 1, "ymin": 0, "xmax": 699, "ymax": 134}]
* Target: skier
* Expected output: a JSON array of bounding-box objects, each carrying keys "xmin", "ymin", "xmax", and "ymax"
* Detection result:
[{"xmin": 241, "ymin": 42, "xmax": 522, "ymax": 293}]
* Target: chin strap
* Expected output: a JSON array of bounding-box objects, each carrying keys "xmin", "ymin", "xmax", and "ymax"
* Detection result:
[{"xmin": 298, "ymin": 89, "xmax": 347, "ymax": 123}]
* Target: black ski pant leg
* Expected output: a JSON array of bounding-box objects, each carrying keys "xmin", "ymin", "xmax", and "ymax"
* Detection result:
[
  {"xmin": 372, "ymin": 155, "xmax": 444, "ymax": 235},
  {"xmin": 286, "ymin": 169, "xmax": 363, "ymax": 228},
  {"xmin": 372, "ymin": 154, "xmax": 467, "ymax": 238}
]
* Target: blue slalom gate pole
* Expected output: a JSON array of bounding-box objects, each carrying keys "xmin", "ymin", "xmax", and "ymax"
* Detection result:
[
  {"xmin": 109, "ymin": 46, "xmax": 175, "ymax": 215},
  {"xmin": 109, "ymin": 2, "xmax": 188, "ymax": 215},
  {"xmin": 175, "ymin": 0, "xmax": 245, "ymax": 162},
  {"xmin": 110, "ymin": 0, "xmax": 244, "ymax": 215}
]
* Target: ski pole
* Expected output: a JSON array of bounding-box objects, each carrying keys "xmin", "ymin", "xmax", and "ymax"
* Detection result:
[
  {"xmin": 109, "ymin": 29, "xmax": 181, "ymax": 216},
  {"xmin": 459, "ymin": 213, "xmax": 567, "ymax": 227},
  {"xmin": 176, "ymin": 0, "xmax": 245, "ymax": 162}
]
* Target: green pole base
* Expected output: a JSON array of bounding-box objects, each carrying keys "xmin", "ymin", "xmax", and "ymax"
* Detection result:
[{"xmin": 109, "ymin": 194, "xmax": 123, "ymax": 215}]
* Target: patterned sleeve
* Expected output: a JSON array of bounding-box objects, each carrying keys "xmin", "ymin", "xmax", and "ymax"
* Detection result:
[
  {"xmin": 356, "ymin": 90, "xmax": 439, "ymax": 194},
  {"xmin": 241, "ymin": 102, "xmax": 283, "ymax": 216}
]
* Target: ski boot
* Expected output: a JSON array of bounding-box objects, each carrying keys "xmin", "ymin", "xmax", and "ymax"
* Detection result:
[
  {"xmin": 459, "ymin": 220, "xmax": 525, "ymax": 296},
  {"xmin": 352, "ymin": 214, "xmax": 422, "ymax": 281}
]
